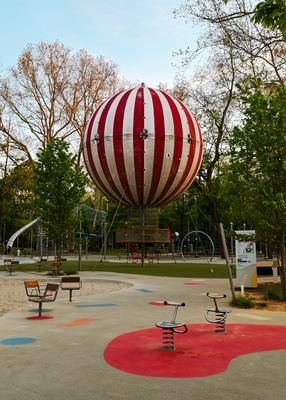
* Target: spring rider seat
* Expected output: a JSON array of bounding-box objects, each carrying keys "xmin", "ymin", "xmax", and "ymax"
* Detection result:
[
  {"xmin": 205, "ymin": 293, "xmax": 231, "ymax": 332},
  {"xmin": 155, "ymin": 301, "xmax": 188, "ymax": 351}
]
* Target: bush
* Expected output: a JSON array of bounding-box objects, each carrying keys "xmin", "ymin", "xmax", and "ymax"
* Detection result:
[
  {"xmin": 62, "ymin": 264, "xmax": 78, "ymax": 275},
  {"xmin": 231, "ymin": 294, "xmax": 254, "ymax": 309},
  {"xmin": 264, "ymin": 287, "xmax": 282, "ymax": 301}
]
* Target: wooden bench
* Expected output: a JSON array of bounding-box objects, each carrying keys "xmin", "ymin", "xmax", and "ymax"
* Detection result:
[
  {"xmin": 145, "ymin": 254, "xmax": 159, "ymax": 264},
  {"xmin": 127, "ymin": 253, "xmax": 160, "ymax": 264},
  {"xmin": 24, "ymin": 280, "xmax": 59, "ymax": 317},
  {"xmin": 4, "ymin": 259, "xmax": 19, "ymax": 276},
  {"xmin": 60, "ymin": 276, "xmax": 82, "ymax": 302},
  {"xmin": 146, "ymin": 254, "xmax": 154, "ymax": 263},
  {"xmin": 127, "ymin": 253, "xmax": 139, "ymax": 264},
  {"xmin": 4, "ymin": 259, "xmax": 13, "ymax": 275},
  {"xmin": 256, "ymin": 260, "xmax": 278, "ymax": 276}
]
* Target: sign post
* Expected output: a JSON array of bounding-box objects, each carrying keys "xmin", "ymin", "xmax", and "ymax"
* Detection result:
[{"xmin": 235, "ymin": 230, "xmax": 257, "ymax": 288}]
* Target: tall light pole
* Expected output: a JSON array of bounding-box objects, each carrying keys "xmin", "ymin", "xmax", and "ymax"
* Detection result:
[
  {"xmin": 78, "ymin": 205, "xmax": 82, "ymax": 271},
  {"xmin": 2, "ymin": 222, "xmax": 6, "ymax": 255},
  {"xmin": 103, "ymin": 221, "xmax": 107, "ymax": 261},
  {"xmin": 230, "ymin": 222, "xmax": 234, "ymax": 263}
]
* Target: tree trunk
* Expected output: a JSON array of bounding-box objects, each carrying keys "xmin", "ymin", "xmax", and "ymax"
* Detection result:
[
  {"xmin": 207, "ymin": 191, "xmax": 224, "ymax": 258},
  {"xmin": 0, "ymin": 141, "xmax": 9, "ymax": 252},
  {"xmin": 54, "ymin": 241, "xmax": 62, "ymax": 262},
  {"xmin": 280, "ymin": 230, "xmax": 286, "ymax": 301}
]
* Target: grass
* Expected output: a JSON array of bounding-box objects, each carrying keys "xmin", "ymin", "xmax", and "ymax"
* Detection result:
[
  {"xmin": 12, "ymin": 260, "xmax": 231, "ymax": 279},
  {"xmin": 264, "ymin": 286, "xmax": 283, "ymax": 301}
]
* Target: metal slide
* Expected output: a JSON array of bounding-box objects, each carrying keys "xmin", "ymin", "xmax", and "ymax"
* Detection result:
[{"xmin": 7, "ymin": 218, "xmax": 39, "ymax": 249}]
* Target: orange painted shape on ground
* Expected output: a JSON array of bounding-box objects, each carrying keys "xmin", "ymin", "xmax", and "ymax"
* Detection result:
[{"xmin": 64, "ymin": 317, "xmax": 96, "ymax": 327}]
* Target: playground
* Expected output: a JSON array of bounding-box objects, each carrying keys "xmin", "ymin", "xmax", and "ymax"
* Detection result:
[
  {"xmin": 0, "ymin": 42, "xmax": 285, "ymax": 400},
  {"xmin": 0, "ymin": 2, "xmax": 285, "ymax": 398},
  {"xmin": 1, "ymin": 267, "xmax": 286, "ymax": 400}
]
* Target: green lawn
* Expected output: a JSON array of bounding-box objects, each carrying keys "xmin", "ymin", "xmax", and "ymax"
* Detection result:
[{"xmin": 13, "ymin": 260, "xmax": 234, "ymax": 279}]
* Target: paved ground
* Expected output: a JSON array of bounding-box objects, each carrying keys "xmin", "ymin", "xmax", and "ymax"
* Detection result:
[{"xmin": 0, "ymin": 271, "xmax": 286, "ymax": 400}]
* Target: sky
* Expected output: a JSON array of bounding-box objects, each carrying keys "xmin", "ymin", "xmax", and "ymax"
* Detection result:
[{"xmin": 0, "ymin": 0, "xmax": 199, "ymax": 88}]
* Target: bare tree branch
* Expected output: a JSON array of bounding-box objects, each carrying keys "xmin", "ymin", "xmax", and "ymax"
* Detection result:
[{"xmin": 0, "ymin": 41, "xmax": 123, "ymax": 163}]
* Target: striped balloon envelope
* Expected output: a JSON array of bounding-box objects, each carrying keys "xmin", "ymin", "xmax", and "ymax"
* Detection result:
[{"xmin": 83, "ymin": 84, "xmax": 203, "ymax": 208}]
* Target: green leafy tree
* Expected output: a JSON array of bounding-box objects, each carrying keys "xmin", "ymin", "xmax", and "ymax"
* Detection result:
[
  {"xmin": 222, "ymin": 0, "xmax": 286, "ymax": 35},
  {"xmin": 174, "ymin": 0, "xmax": 286, "ymax": 256},
  {"xmin": 0, "ymin": 161, "xmax": 34, "ymax": 251},
  {"xmin": 34, "ymin": 139, "xmax": 87, "ymax": 261},
  {"xmin": 230, "ymin": 81, "xmax": 286, "ymax": 298},
  {"xmin": 252, "ymin": 0, "xmax": 286, "ymax": 35}
]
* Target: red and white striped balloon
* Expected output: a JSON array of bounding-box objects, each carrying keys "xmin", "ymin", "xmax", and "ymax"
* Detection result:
[{"xmin": 83, "ymin": 84, "xmax": 203, "ymax": 208}]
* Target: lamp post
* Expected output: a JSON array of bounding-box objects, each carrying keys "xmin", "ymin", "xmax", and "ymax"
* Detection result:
[
  {"xmin": 174, "ymin": 232, "xmax": 180, "ymax": 252},
  {"xmin": 2, "ymin": 222, "xmax": 6, "ymax": 255},
  {"xmin": 230, "ymin": 222, "xmax": 234, "ymax": 263},
  {"xmin": 103, "ymin": 222, "xmax": 107, "ymax": 261},
  {"xmin": 78, "ymin": 205, "xmax": 82, "ymax": 271}
]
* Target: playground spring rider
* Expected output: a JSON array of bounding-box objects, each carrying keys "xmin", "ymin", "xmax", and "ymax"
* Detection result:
[
  {"xmin": 205, "ymin": 293, "xmax": 231, "ymax": 332},
  {"xmin": 155, "ymin": 301, "xmax": 188, "ymax": 351}
]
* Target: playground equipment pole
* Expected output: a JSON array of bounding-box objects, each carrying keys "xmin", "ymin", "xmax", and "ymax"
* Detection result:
[
  {"xmin": 103, "ymin": 222, "xmax": 107, "ymax": 260},
  {"xmin": 230, "ymin": 222, "xmax": 234, "ymax": 263},
  {"xmin": 219, "ymin": 223, "xmax": 236, "ymax": 301},
  {"xmin": 2, "ymin": 222, "xmax": 6, "ymax": 254},
  {"xmin": 78, "ymin": 206, "xmax": 82, "ymax": 271},
  {"xmin": 141, "ymin": 209, "xmax": 145, "ymax": 268}
]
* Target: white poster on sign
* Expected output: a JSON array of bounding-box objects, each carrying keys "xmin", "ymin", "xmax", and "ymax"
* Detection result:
[{"xmin": 235, "ymin": 230, "xmax": 257, "ymax": 288}]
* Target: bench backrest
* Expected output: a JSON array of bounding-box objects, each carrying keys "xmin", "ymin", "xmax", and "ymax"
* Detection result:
[
  {"xmin": 24, "ymin": 280, "xmax": 41, "ymax": 297},
  {"xmin": 61, "ymin": 276, "xmax": 81, "ymax": 283},
  {"xmin": 43, "ymin": 283, "xmax": 59, "ymax": 301},
  {"xmin": 256, "ymin": 260, "xmax": 274, "ymax": 267},
  {"xmin": 60, "ymin": 276, "xmax": 81, "ymax": 289}
]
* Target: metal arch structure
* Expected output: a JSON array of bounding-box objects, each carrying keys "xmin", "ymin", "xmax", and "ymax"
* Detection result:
[{"xmin": 180, "ymin": 230, "xmax": 215, "ymax": 263}]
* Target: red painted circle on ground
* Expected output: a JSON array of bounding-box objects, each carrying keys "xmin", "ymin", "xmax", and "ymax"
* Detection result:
[
  {"xmin": 184, "ymin": 281, "xmax": 203, "ymax": 285},
  {"xmin": 104, "ymin": 324, "xmax": 286, "ymax": 378},
  {"xmin": 149, "ymin": 301, "xmax": 167, "ymax": 306},
  {"xmin": 26, "ymin": 316, "xmax": 54, "ymax": 320}
]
